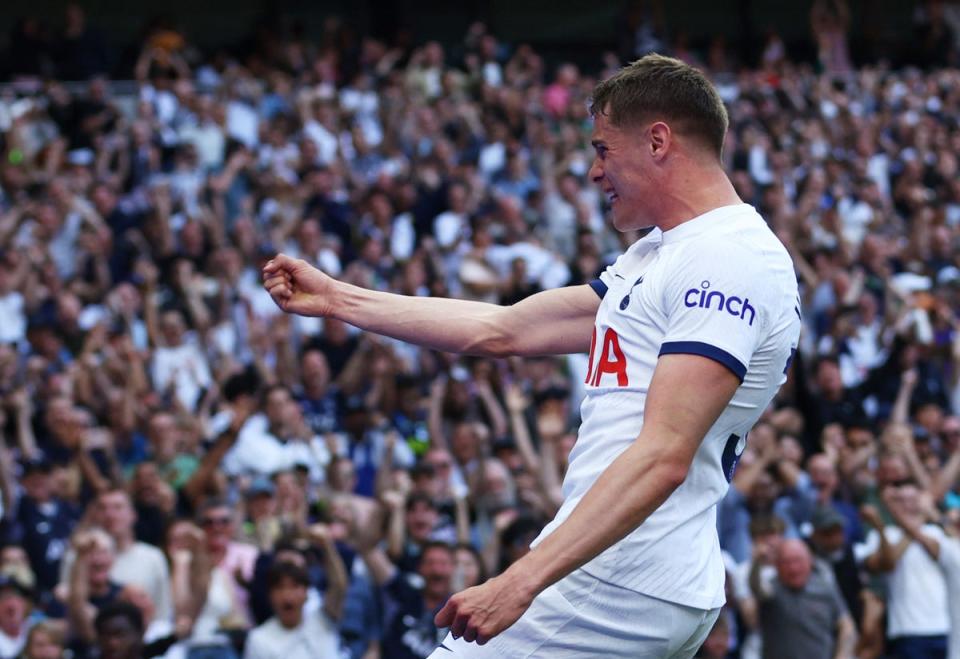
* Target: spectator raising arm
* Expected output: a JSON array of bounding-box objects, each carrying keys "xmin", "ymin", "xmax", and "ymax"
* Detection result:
[
  {"xmin": 883, "ymin": 489, "xmax": 942, "ymax": 562},
  {"xmin": 860, "ymin": 503, "xmax": 907, "ymax": 573},
  {"xmin": 307, "ymin": 523, "xmax": 348, "ymax": 622},
  {"xmin": 182, "ymin": 395, "xmax": 257, "ymax": 506}
]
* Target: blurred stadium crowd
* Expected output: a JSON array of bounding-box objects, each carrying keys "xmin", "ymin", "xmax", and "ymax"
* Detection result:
[{"xmin": 0, "ymin": 1, "xmax": 960, "ymax": 658}]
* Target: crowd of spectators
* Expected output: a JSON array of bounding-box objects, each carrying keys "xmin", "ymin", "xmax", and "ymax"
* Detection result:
[{"xmin": 0, "ymin": 2, "xmax": 959, "ymax": 658}]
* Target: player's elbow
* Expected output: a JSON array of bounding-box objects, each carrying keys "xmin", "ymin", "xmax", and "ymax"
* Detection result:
[
  {"xmin": 649, "ymin": 457, "xmax": 689, "ymax": 495},
  {"xmin": 473, "ymin": 331, "xmax": 514, "ymax": 358},
  {"xmin": 660, "ymin": 462, "xmax": 690, "ymax": 492},
  {"xmin": 462, "ymin": 311, "xmax": 516, "ymax": 358}
]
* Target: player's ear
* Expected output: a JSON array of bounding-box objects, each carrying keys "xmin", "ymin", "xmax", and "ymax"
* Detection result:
[{"xmin": 649, "ymin": 121, "xmax": 671, "ymax": 160}]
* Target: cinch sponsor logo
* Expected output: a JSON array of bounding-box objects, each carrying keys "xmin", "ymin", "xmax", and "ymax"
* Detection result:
[{"xmin": 684, "ymin": 280, "xmax": 756, "ymax": 326}]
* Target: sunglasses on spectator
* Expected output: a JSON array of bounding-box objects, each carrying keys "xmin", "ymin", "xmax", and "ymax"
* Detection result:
[{"xmin": 888, "ymin": 479, "xmax": 915, "ymax": 488}]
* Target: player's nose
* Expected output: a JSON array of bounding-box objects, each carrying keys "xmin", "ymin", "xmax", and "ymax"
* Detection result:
[{"xmin": 588, "ymin": 157, "xmax": 605, "ymax": 185}]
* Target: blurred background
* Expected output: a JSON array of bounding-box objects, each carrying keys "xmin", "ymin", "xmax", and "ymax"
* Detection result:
[{"xmin": 0, "ymin": 1, "xmax": 959, "ymax": 659}]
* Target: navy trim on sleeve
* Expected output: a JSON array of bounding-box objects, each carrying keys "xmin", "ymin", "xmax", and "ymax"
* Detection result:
[
  {"xmin": 589, "ymin": 279, "xmax": 608, "ymax": 299},
  {"xmin": 659, "ymin": 341, "xmax": 747, "ymax": 383}
]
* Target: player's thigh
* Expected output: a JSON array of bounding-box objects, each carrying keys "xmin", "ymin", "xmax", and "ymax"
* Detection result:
[{"xmin": 665, "ymin": 605, "xmax": 722, "ymax": 659}]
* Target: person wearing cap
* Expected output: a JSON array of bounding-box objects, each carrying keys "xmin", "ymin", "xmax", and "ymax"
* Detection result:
[
  {"xmin": 240, "ymin": 476, "xmax": 282, "ymax": 551},
  {"xmin": 0, "ymin": 572, "xmax": 34, "ymax": 657},
  {"xmin": 807, "ymin": 505, "xmax": 865, "ymax": 629},
  {"xmin": 14, "ymin": 458, "xmax": 80, "ymax": 596}
]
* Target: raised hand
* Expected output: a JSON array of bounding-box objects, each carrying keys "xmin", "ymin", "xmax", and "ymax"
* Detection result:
[
  {"xmin": 261, "ymin": 254, "xmax": 336, "ymax": 317},
  {"xmin": 860, "ymin": 503, "xmax": 885, "ymax": 531}
]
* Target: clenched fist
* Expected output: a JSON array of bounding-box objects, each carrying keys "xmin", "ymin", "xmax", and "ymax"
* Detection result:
[{"xmin": 262, "ymin": 254, "xmax": 337, "ymax": 317}]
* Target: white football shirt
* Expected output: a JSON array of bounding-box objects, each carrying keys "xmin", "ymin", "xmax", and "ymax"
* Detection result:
[{"xmin": 531, "ymin": 203, "xmax": 801, "ymax": 609}]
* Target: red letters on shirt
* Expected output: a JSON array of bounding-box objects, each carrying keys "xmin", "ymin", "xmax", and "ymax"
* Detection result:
[{"xmin": 585, "ymin": 327, "xmax": 629, "ymax": 387}]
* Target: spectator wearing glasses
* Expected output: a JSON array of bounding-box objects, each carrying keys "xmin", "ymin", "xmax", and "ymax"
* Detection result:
[{"xmin": 198, "ymin": 502, "xmax": 257, "ymax": 631}]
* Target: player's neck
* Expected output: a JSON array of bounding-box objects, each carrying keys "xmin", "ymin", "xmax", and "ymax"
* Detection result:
[{"xmin": 654, "ymin": 167, "xmax": 742, "ymax": 234}]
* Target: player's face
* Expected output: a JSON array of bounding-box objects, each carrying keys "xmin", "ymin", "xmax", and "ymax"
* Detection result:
[{"xmin": 588, "ymin": 111, "xmax": 658, "ymax": 232}]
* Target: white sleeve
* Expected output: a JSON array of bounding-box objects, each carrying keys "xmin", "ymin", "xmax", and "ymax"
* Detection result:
[
  {"xmin": 657, "ymin": 241, "xmax": 769, "ymax": 382},
  {"xmin": 853, "ymin": 529, "xmax": 880, "ymax": 564},
  {"xmin": 153, "ymin": 550, "xmax": 174, "ymax": 623},
  {"xmin": 242, "ymin": 626, "xmax": 268, "ymax": 659},
  {"xmin": 939, "ymin": 537, "xmax": 960, "ymax": 576}
]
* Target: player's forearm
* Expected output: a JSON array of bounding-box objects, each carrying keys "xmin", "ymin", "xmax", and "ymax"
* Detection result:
[
  {"xmin": 503, "ymin": 438, "xmax": 687, "ymax": 598},
  {"xmin": 330, "ymin": 280, "xmax": 510, "ymax": 356}
]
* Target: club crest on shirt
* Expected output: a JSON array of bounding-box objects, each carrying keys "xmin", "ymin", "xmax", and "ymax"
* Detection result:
[{"xmin": 619, "ymin": 275, "xmax": 645, "ymax": 310}]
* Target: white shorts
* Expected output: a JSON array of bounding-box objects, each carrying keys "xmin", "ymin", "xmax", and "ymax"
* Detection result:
[{"xmin": 427, "ymin": 568, "xmax": 721, "ymax": 658}]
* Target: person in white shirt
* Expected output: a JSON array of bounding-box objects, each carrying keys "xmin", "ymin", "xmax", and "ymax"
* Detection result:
[
  {"xmin": 222, "ymin": 384, "xmax": 334, "ymax": 479},
  {"xmin": 869, "ymin": 482, "xmax": 956, "ymax": 659},
  {"xmin": 262, "ymin": 53, "xmax": 800, "ymax": 657},
  {"xmin": 60, "ymin": 489, "xmax": 174, "ymax": 624},
  {"xmin": 243, "ymin": 525, "xmax": 347, "ymax": 659},
  {"xmin": 150, "ymin": 309, "xmax": 212, "ymax": 412}
]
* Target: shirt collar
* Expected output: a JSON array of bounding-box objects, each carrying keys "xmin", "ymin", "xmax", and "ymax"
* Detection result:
[{"xmin": 659, "ymin": 203, "xmax": 755, "ymax": 246}]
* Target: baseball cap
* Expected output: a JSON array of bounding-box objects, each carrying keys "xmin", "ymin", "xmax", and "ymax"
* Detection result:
[
  {"xmin": 0, "ymin": 574, "xmax": 32, "ymax": 601},
  {"xmin": 20, "ymin": 457, "xmax": 53, "ymax": 477},
  {"xmin": 811, "ymin": 506, "xmax": 845, "ymax": 532},
  {"xmin": 937, "ymin": 266, "xmax": 960, "ymax": 288},
  {"xmin": 410, "ymin": 462, "xmax": 436, "ymax": 480},
  {"xmin": 245, "ymin": 476, "xmax": 275, "ymax": 499},
  {"xmin": 342, "ymin": 395, "xmax": 367, "ymax": 415}
]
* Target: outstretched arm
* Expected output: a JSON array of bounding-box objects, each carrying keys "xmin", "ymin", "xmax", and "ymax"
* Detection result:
[
  {"xmin": 263, "ymin": 254, "xmax": 599, "ymax": 357},
  {"xmin": 435, "ymin": 353, "xmax": 741, "ymax": 644}
]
